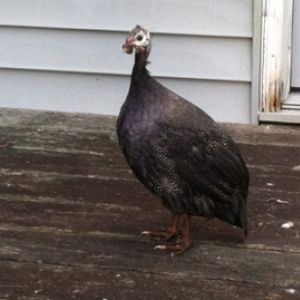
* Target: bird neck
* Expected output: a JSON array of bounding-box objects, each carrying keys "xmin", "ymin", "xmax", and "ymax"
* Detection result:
[{"xmin": 132, "ymin": 50, "xmax": 149, "ymax": 80}]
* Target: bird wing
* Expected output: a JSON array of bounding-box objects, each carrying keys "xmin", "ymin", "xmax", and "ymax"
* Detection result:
[{"xmin": 157, "ymin": 124, "xmax": 249, "ymax": 204}]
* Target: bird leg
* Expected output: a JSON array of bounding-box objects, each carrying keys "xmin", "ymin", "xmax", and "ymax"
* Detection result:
[
  {"xmin": 154, "ymin": 214, "xmax": 192, "ymax": 255},
  {"xmin": 142, "ymin": 214, "xmax": 180, "ymax": 241}
]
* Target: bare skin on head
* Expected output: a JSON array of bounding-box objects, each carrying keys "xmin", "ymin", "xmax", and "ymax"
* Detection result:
[{"xmin": 122, "ymin": 25, "xmax": 151, "ymax": 55}]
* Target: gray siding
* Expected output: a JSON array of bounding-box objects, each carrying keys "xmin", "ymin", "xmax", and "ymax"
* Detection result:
[{"xmin": 0, "ymin": 0, "xmax": 253, "ymax": 123}]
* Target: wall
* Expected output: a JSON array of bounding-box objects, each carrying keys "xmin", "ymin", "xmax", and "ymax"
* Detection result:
[{"xmin": 0, "ymin": 0, "xmax": 253, "ymax": 123}]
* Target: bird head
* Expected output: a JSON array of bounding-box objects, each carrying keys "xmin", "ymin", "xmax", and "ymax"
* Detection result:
[{"xmin": 122, "ymin": 25, "xmax": 151, "ymax": 56}]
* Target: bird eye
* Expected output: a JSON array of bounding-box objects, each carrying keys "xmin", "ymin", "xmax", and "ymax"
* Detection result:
[{"xmin": 136, "ymin": 35, "xmax": 144, "ymax": 41}]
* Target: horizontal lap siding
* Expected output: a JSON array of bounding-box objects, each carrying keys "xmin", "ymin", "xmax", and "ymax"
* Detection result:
[
  {"xmin": 0, "ymin": 0, "xmax": 252, "ymax": 37},
  {"xmin": 0, "ymin": 28, "xmax": 251, "ymax": 81},
  {"xmin": 0, "ymin": 70, "xmax": 250, "ymax": 123},
  {"xmin": 0, "ymin": 0, "xmax": 253, "ymax": 123}
]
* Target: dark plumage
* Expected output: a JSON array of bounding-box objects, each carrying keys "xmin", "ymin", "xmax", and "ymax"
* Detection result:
[{"xmin": 117, "ymin": 25, "xmax": 249, "ymax": 254}]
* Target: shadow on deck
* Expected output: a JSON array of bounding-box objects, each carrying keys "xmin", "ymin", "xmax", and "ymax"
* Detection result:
[{"xmin": 0, "ymin": 108, "xmax": 299, "ymax": 300}]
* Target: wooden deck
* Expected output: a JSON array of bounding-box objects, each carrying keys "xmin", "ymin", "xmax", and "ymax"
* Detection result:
[{"xmin": 0, "ymin": 108, "xmax": 299, "ymax": 300}]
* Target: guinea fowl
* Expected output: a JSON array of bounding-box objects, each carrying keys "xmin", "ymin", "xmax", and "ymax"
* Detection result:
[{"xmin": 117, "ymin": 25, "xmax": 249, "ymax": 255}]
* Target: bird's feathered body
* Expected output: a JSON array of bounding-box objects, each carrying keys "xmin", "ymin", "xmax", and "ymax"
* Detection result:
[{"xmin": 117, "ymin": 26, "xmax": 249, "ymax": 242}]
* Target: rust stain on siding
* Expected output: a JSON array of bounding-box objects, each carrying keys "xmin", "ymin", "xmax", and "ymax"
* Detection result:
[{"xmin": 267, "ymin": 77, "xmax": 282, "ymax": 112}]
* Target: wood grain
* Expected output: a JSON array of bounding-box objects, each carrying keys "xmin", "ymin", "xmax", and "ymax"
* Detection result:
[{"xmin": 0, "ymin": 108, "xmax": 299, "ymax": 300}]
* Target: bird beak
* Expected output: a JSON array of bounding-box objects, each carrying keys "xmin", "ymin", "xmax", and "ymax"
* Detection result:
[{"xmin": 122, "ymin": 37, "xmax": 135, "ymax": 54}]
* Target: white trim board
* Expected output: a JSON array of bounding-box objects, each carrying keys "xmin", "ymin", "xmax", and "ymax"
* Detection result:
[
  {"xmin": 260, "ymin": 0, "xmax": 293, "ymax": 113},
  {"xmin": 282, "ymin": 92, "xmax": 300, "ymax": 109},
  {"xmin": 257, "ymin": 0, "xmax": 300, "ymax": 124},
  {"xmin": 251, "ymin": 0, "xmax": 263, "ymax": 124},
  {"xmin": 259, "ymin": 110, "xmax": 300, "ymax": 123}
]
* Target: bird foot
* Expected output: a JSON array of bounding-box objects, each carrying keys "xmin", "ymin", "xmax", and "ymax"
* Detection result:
[
  {"xmin": 142, "ymin": 214, "xmax": 181, "ymax": 241},
  {"xmin": 153, "ymin": 214, "xmax": 192, "ymax": 256},
  {"xmin": 141, "ymin": 228, "xmax": 179, "ymax": 241},
  {"xmin": 154, "ymin": 239, "xmax": 192, "ymax": 256}
]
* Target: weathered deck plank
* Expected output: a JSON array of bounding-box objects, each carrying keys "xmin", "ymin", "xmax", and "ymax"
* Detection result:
[{"xmin": 0, "ymin": 108, "xmax": 299, "ymax": 299}]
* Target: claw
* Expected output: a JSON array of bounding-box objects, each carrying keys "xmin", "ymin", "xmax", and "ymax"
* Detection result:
[
  {"xmin": 141, "ymin": 214, "xmax": 181, "ymax": 241},
  {"xmin": 154, "ymin": 245, "xmax": 167, "ymax": 251},
  {"xmin": 141, "ymin": 231, "xmax": 151, "ymax": 236},
  {"xmin": 143, "ymin": 214, "xmax": 192, "ymax": 255},
  {"xmin": 154, "ymin": 241, "xmax": 192, "ymax": 256},
  {"xmin": 153, "ymin": 214, "xmax": 192, "ymax": 256}
]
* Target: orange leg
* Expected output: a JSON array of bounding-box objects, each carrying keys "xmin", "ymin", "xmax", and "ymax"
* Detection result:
[
  {"xmin": 155, "ymin": 214, "xmax": 192, "ymax": 255},
  {"xmin": 142, "ymin": 214, "xmax": 180, "ymax": 241}
]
